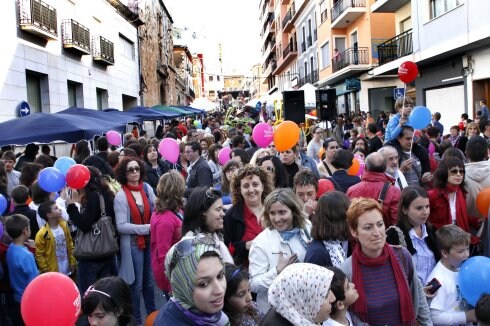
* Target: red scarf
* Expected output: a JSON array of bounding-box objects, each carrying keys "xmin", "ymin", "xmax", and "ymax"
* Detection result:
[
  {"xmin": 351, "ymin": 243, "xmax": 415, "ymax": 324},
  {"xmin": 446, "ymin": 184, "xmax": 479, "ymax": 244},
  {"xmin": 123, "ymin": 182, "xmax": 151, "ymax": 250}
]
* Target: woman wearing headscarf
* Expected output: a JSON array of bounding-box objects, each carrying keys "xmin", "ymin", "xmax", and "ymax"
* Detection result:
[
  {"xmin": 155, "ymin": 235, "xmax": 229, "ymax": 325},
  {"xmin": 260, "ymin": 263, "xmax": 336, "ymax": 326}
]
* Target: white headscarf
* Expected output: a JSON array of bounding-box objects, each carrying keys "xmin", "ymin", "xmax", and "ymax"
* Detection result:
[{"xmin": 268, "ymin": 263, "xmax": 334, "ymax": 326}]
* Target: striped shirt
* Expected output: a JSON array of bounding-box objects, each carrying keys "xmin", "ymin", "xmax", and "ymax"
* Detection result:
[{"xmin": 409, "ymin": 225, "xmax": 436, "ymax": 284}]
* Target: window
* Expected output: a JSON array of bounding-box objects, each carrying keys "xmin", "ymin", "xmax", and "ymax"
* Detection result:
[
  {"xmin": 304, "ymin": 61, "xmax": 308, "ymax": 77},
  {"xmin": 321, "ymin": 42, "xmax": 330, "ymax": 69},
  {"xmin": 209, "ymin": 75, "xmax": 214, "ymax": 81},
  {"xmin": 209, "ymin": 90, "xmax": 215, "ymax": 96},
  {"xmin": 122, "ymin": 94, "xmax": 137, "ymax": 110},
  {"xmin": 26, "ymin": 70, "xmax": 49, "ymax": 113},
  {"xmin": 96, "ymin": 87, "xmax": 108, "ymax": 110},
  {"xmin": 119, "ymin": 34, "xmax": 135, "ymax": 60},
  {"xmin": 67, "ymin": 81, "xmax": 83, "ymax": 107},
  {"xmin": 217, "ymin": 76, "xmax": 220, "ymax": 81},
  {"xmin": 320, "ymin": 1, "xmax": 328, "ymax": 23},
  {"xmin": 310, "ymin": 57, "xmax": 314, "ymax": 72},
  {"xmin": 430, "ymin": 0, "xmax": 462, "ymax": 19}
]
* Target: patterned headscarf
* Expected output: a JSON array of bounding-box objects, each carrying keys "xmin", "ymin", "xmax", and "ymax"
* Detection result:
[
  {"xmin": 268, "ymin": 263, "xmax": 334, "ymax": 326},
  {"xmin": 165, "ymin": 236, "xmax": 223, "ymax": 310}
]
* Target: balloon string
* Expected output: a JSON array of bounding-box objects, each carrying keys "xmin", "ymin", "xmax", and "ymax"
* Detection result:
[
  {"xmin": 402, "ymin": 83, "xmax": 407, "ymax": 114},
  {"xmin": 409, "ymin": 133, "xmax": 414, "ymax": 159}
]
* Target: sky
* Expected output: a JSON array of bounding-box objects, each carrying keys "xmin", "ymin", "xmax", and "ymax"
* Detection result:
[{"xmin": 165, "ymin": 0, "xmax": 261, "ymax": 76}]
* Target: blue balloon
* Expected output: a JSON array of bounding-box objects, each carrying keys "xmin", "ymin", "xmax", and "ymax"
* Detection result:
[
  {"xmin": 458, "ymin": 256, "xmax": 490, "ymax": 306},
  {"xmin": 38, "ymin": 167, "xmax": 66, "ymax": 193},
  {"xmin": 408, "ymin": 106, "xmax": 432, "ymax": 130},
  {"xmin": 54, "ymin": 157, "xmax": 76, "ymax": 176},
  {"xmin": 0, "ymin": 194, "xmax": 7, "ymax": 215}
]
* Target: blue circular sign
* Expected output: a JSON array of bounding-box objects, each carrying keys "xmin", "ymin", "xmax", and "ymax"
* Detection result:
[{"xmin": 16, "ymin": 101, "xmax": 31, "ymax": 117}]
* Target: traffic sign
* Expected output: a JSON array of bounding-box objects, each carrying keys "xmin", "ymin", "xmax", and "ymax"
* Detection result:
[
  {"xmin": 393, "ymin": 88, "xmax": 405, "ymax": 99},
  {"xmin": 16, "ymin": 101, "xmax": 31, "ymax": 117}
]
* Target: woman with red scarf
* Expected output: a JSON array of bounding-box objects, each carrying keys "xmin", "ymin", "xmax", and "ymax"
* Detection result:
[
  {"xmin": 428, "ymin": 157, "xmax": 481, "ymax": 246},
  {"xmin": 340, "ymin": 198, "xmax": 431, "ymax": 325},
  {"xmin": 114, "ymin": 157, "xmax": 156, "ymax": 325}
]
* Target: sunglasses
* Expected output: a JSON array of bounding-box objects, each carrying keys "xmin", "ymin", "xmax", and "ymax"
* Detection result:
[
  {"xmin": 84, "ymin": 285, "xmax": 111, "ymax": 299},
  {"xmin": 126, "ymin": 166, "xmax": 141, "ymax": 173},
  {"xmin": 205, "ymin": 187, "xmax": 219, "ymax": 199},
  {"xmin": 449, "ymin": 168, "xmax": 465, "ymax": 176},
  {"xmin": 168, "ymin": 234, "xmax": 219, "ymax": 276}
]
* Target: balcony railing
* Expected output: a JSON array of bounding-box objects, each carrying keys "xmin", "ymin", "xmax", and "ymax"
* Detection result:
[
  {"xmin": 19, "ymin": 0, "xmax": 57, "ymax": 39},
  {"xmin": 331, "ymin": 0, "xmax": 365, "ymax": 23},
  {"xmin": 92, "ymin": 35, "xmax": 114, "ymax": 65},
  {"xmin": 297, "ymin": 70, "xmax": 319, "ymax": 87},
  {"xmin": 262, "ymin": 12, "xmax": 274, "ymax": 35},
  {"xmin": 377, "ymin": 29, "xmax": 413, "ymax": 65},
  {"xmin": 283, "ymin": 42, "xmax": 297, "ymax": 58},
  {"xmin": 282, "ymin": 5, "xmax": 295, "ymax": 29},
  {"xmin": 62, "ymin": 19, "xmax": 90, "ymax": 55},
  {"xmin": 301, "ymin": 42, "xmax": 306, "ymax": 53},
  {"xmin": 332, "ymin": 47, "xmax": 369, "ymax": 73},
  {"xmin": 307, "ymin": 35, "xmax": 312, "ymax": 48},
  {"xmin": 320, "ymin": 9, "xmax": 328, "ymax": 23}
]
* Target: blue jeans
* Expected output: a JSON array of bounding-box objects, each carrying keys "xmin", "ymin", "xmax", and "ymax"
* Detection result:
[
  {"xmin": 77, "ymin": 256, "xmax": 117, "ymax": 295},
  {"xmin": 130, "ymin": 245, "xmax": 156, "ymax": 324}
]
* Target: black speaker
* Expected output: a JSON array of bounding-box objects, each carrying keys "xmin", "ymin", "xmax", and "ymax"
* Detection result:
[
  {"xmin": 283, "ymin": 90, "xmax": 305, "ymax": 124},
  {"xmin": 316, "ymin": 89, "xmax": 337, "ymax": 121}
]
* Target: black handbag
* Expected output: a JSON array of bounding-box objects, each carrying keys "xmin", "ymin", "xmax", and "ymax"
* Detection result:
[{"xmin": 74, "ymin": 193, "xmax": 119, "ymax": 259}]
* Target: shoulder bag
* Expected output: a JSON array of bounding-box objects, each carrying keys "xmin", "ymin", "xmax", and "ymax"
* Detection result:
[{"xmin": 74, "ymin": 193, "xmax": 119, "ymax": 259}]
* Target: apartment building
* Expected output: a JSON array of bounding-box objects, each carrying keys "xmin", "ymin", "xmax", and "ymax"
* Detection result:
[
  {"xmin": 249, "ymin": 64, "xmax": 269, "ymax": 99},
  {"xmin": 372, "ymin": 0, "xmax": 490, "ymax": 129},
  {"xmin": 0, "ymin": 0, "xmax": 142, "ymax": 122},
  {"xmin": 192, "ymin": 55, "xmax": 204, "ymax": 99},
  {"xmin": 295, "ymin": 0, "xmax": 319, "ymax": 89},
  {"xmin": 173, "ymin": 45, "xmax": 195, "ymax": 105}
]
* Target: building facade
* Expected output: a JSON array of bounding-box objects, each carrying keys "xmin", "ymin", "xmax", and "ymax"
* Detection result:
[
  {"xmin": 0, "ymin": 0, "xmax": 142, "ymax": 122},
  {"xmin": 173, "ymin": 45, "xmax": 195, "ymax": 105}
]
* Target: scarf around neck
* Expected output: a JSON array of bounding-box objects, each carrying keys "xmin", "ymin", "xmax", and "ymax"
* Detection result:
[
  {"xmin": 279, "ymin": 228, "xmax": 308, "ymax": 250},
  {"xmin": 351, "ymin": 243, "xmax": 415, "ymax": 325},
  {"xmin": 444, "ymin": 185, "xmax": 476, "ymax": 243},
  {"xmin": 123, "ymin": 182, "xmax": 151, "ymax": 250},
  {"xmin": 171, "ymin": 298, "xmax": 230, "ymax": 326}
]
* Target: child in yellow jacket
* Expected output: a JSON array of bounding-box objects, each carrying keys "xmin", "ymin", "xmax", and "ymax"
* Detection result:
[{"xmin": 35, "ymin": 200, "xmax": 76, "ymax": 276}]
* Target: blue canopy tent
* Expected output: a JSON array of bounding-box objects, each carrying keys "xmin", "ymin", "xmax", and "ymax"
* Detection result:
[
  {"xmin": 173, "ymin": 105, "xmax": 206, "ymax": 115},
  {"xmin": 122, "ymin": 106, "xmax": 181, "ymax": 120},
  {"xmin": 56, "ymin": 107, "xmax": 144, "ymax": 124},
  {"xmin": 0, "ymin": 113, "xmax": 126, "ymax": 146}
]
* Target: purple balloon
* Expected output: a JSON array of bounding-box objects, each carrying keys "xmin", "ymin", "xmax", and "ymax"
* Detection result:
[
  {"xmin": 106, "ymin": 130, "xmax": 122, "ymax": 146},
  {"xmin": 0, "ymin": 194, "xmax": 7, "ymax": 215}
]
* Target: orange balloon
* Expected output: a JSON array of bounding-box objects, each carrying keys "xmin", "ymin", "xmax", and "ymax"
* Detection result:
[
  {"xmin": 145, "ymin": 310, "xmax": 159, "ymax": 326},
  {"xmin": 311, "ymin": 110, "xmax": 317, "ymax": 117},
  {"xmin": 347, "ymin": 157, "xmax": 360, "ymax": 176},
  {"xmin": 476, "ymin": 188, "xmax": 490, "ymax": 217},
  {"xmin": 318, "ymin": 147, "xmax": 325, "ymax": 160},
  {"xmin": 274, "ymin": 120, "xmax": 300, "ymax": 152}
]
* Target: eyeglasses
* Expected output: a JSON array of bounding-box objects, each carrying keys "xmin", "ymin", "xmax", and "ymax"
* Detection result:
[
  {"xmin": 449, "ymin": 168, "xmax": 465, "ymax": 176},
  {"xmin": 126, "ymin": 166, "xmax": 141, "ymax": 174},
  {"xmin": 205, "ymin": 187, "xmax": 218, "ymax": 199},
  {"xmin": 84, "ymin": 285, "xmax": 111, "ymax": 299},
  {"xmin": 168, "ymin": 234, "xmax": 219, "ymax": 276}
]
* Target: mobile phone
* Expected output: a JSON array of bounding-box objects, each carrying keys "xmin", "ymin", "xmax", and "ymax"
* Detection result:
[{"xmin": 426, "ymin": 277, "xmax": 442, "ymax": 295}]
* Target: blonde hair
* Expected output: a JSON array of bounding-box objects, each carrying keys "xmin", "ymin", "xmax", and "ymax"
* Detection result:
[
  {"xmin": 155, "ymin": 170, "xmax": 185, "ymax": 213},
  {"xmin": 262, "ymin": 188, "xmax": 308, "ymax": 230}
]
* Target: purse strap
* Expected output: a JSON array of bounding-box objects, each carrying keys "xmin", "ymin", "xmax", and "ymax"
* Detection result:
[{"xmin": 98, "ymin": 193, "xmax": 106, "ymax": 217}]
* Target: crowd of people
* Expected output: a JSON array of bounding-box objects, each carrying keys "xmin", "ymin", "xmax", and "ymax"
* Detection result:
[{"xmin": 1, "ymin": 98, "xmax": 490, "ymax": 326}]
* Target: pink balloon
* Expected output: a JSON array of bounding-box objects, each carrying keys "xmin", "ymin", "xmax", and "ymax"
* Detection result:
[
  {"xmin": 218, "ymin": 147, "xmax": 232, "ymax": 166},
  {"xmin": 106, "ymin": 130, "xmax": 121, "ymax": 146},
  {"xmin": 252, "ymin": 122, "xmax": 274, "ymax": 148},
  {"xmin": 159, "ymin": 138, "xmax": 180, "ymax": 164},
  {"xmin": 354, "ymin": 154, "xmax": 365, "ymax": 177},
  {"xmin": 428, "ymin": 143, "xmax": 436, "ymax": 156}
]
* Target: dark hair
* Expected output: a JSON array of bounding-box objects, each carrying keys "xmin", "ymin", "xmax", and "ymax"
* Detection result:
[
  {"xmin": 397, "ymin": 186, "xmax": 429, "ymax": 231},
  {"xmin": 30, "ymin": 181, "xmax": 51, "ymax": 205},
  {"xmin": 38, "ymin": 200, "xmax": 56, "ymax": 221},
  {"xmin": 476, "ymin": 294, "xmax": 490, "ymax": 324},
  {"xmin": 74, "ymin": 140, "xmax": 91, "ymax": 164},
  {"xmin": 97, "ymin": 136, "xmax": 109, "ymax": 152},
  {"xmin": 24, "ymin": 143, "xmax": 39, "ymax": 158},
  {"xmin": 41, "ymin": 145, "xmax": 51, "ymax": 155},
  {"xmin": 182, "ymin": 187, "xmax": 222, "ymax": 235},
  {"xmin": 436, "ymin": 224, "xmax": 470, "ymax": 252},
  {"xmin": 433, "ymin": 157, "xmax": 465, "ymax": 189},
  {"xmin": 19, "ymin": 162, "xmax": 43, "ymax": 188},
  {"xmin": 185, "ymin": 141, "xmax": 202, "ymax": 156},
  {"xmin": 293, "ymin": 169, "xmax": 318, "ymax": 191},
  {"xmin": 5, "ymin": 214, "xmax": 30, "ymax": 239},
  {"xmin": 127, "ymin": 143, "xmax": 143, "ymax": 158},
  {"xmin": 34, "ymin": 154, "xmax": 54, "ymax": 168},
  {"xmin": 221, "ymin": 160, "xmax": 240, "ymax": 194},
  {"xmin": 115, "ymin": 157, "xmax": 147, "ymax": 185},
  {"xmin": 80, "ymin": 166, "xmax": 115, "ymax": 205},
  {"xmin": 223, "ymin": 263, "xmax": 257, "ymax": 324},
  {"xmin": 441, "ymin": 147, "xmax": 466, "ymax": 162},
  {"xmin": 367, "ymin": 123, "xmax": 378, "ymax": 134},
  {"xmin": 351, "ymin": 137, "xmax": 368, "ymax": 152},
  {"xmin": 327, "ymin": 266, "xmax": 347, "ymax": 315},
  {"xmin": 142, "ymin": 144, "xmax": 157, "ymax": 164},
  {"xmin": 208, "ymin": 143, "xmax": 222, "ymax": 164},
  {"xmin": 120, "ymin": 148, "xmax": 137, "ymax": 159},
  {"xmin": 466, "ymin": 135, "xmax": 487, "ymax": 162},
  {"xmin": 426, "ymin": 127, "xmax": 440, "ymax": 139},
  {"xmin": 257, "ymin": 156, "xmax": 289, "ymax": 188},
  {"xmin": 231, "ymin": 148, "xmax": 250, "ymax": 165},
  {"xmin": 231, "ymin": 135, "xmax": 245, "ymax": 148},
  {"xmin": 82, "ymin": 277, "xmax": 136, "ymax": 326},
  {"xmin": 322, "ymin": 138, "xmax": 338, "ymax": 150},
  {"xmin": 82, "ymin": 155, "xmax": 114, "ymax": 178},
  {"xmin": 0, "ymin": 161, "xmax": 6, "ymax": 195},
  {"xmin": 1, "ymin": 150, "xmax": 16, "ymax": 161},
  {"xmin": 331, "ymin": 149, "xmax": 353, "ymax": 170},
  {"xmin": 107, "ymin": 151, "xmax": 120, "ymax": 169},
  {"xmin": 398, "ymin": 125, "xmax": 415, "ymax": 138},
  {"xmin": 11, "ymin": 185, "xmax": 29, "ymax": 204},
  {"xmin": 312, "ymin": 191, "xmax": 350, "ymax": 241},
  {"xmin": 352, "ymin": 148, "xmax": 367, "ymax": 158},
  {"xmin": 231, "ymin": 165, "xmax": 273, "ymax": 205}
]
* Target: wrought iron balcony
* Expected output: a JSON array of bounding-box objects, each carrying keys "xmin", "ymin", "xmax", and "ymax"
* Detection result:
[
  {"xmin": 307, "ymin": 36, "xmax": 312, "ymax": 48},
  {"xmin": 92, "ymin": 35, "xmax": 114, "ymax": 65},
  {"xmin": 283, "ymin": 42, "xmax": 297, "ymax": 58},
  {"xmin": 320, "ymin": 9, "xmax": 328, "ymax": 23},
  {"xmin": 282, "ymin": 5, "xmax": 295, "ymax": 30},
  {"xmin": 377, "ymin": 29, "xmax": 413, "ymax": 65},
  {"xmin": 19, "ymin": 0, "xmax": 57, "ymax": 39},
  {"xmin": 297, "ymin": 69, "xmax": 319, "ymax": 87},
  {"xmin": 331, "ymin": 47, "xmax": 369, "ymax": 73},
  {"xmin": 62, "ymin": 19, "xmax": 90, "ymax": 55},
  {"xmin": 331, "ymin": 0, "xmax": 365, "ymax": 24}
]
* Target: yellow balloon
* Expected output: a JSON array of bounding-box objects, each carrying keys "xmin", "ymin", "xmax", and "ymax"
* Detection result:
[{"xmin": 274, "ymin": 120, "xmax": 300, "ymax": 152}]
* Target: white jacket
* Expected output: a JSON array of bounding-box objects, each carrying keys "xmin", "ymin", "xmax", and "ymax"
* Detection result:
[
  {"xmin": 249, "ymin": 221, "xmax": 312, "ymax": 314},
  {"xmin": 465, "ymin": 160, "xmax": 490, "ymax": 217}
]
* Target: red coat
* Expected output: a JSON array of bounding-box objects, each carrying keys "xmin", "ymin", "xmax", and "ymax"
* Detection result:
[
  {"xmin": 346, "ymin": 171, "xmax": 401, "ymax": 227},
  {"xmin": 428, "ymin": 187, "xmax": 480, "ymax": 244}
]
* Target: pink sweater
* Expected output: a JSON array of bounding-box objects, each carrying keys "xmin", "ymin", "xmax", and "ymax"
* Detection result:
[{"xmin": 150, "ymin": 210, "xmax": 182, "ymax": 292}]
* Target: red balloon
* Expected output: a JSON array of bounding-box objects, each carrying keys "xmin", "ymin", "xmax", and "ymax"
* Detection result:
[
  {"xmin": 22, "ymin": 272, "xmax": 81, "ymax": 326},
  {"xmin": 398, "ymin": 61, "xmax": 418, "ymax": 83},
  {"xmin": 317, "ymin": 179, "xmax": 335, "ymax": 198},
  {"xmin": 66, "ymin": 164, "xmax": 90, "ymax": 190},
  {"xmin": 476, "ymin": 188, "xmax": 490, "ymax": 217},
  {"xmin": 458, "ymin": 122, "xmax": 465, "ymax": 131}
]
